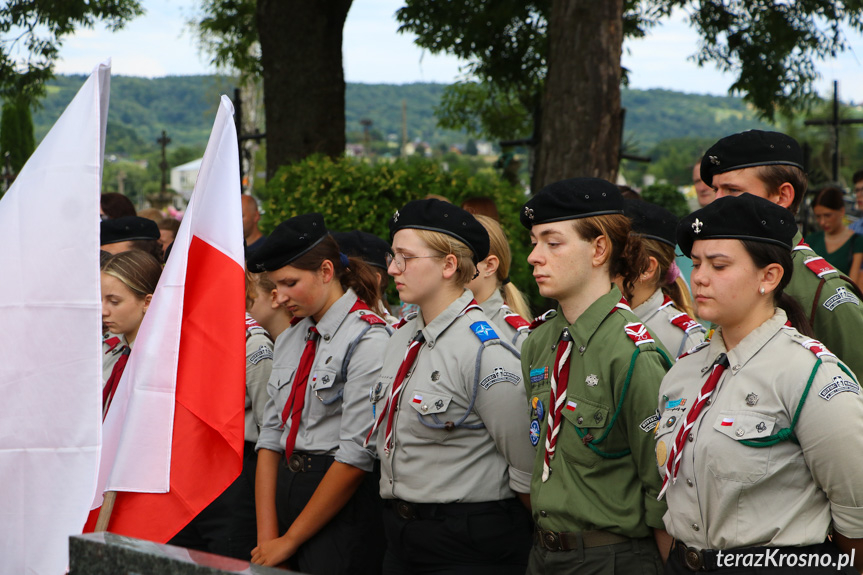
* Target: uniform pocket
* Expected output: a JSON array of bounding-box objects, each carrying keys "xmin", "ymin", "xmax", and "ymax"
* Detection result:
[
  {"xmin": 310, "ymin": 367, "xmax": 342, "ymax": 407},
  {"xmin": 558, "ymin": 395, "xmax": 610, "ymax": 468},
  {"xmin": 405, "ymin": 388, "xmax": 454, "ymax": 442},
  {"xmin": 705, "ymin": 411, "xmax": 776, "ymax": 483}
]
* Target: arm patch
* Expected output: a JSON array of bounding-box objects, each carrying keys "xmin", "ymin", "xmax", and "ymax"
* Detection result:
[{"xmin": 470, "ymin": 321, "xmax": 499, "ymax": 342}]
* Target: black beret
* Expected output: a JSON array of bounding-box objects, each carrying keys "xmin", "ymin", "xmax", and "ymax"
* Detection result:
[
  {"xmin": 520, "ymin": 177, "xmax": 623, "ymax": 228},
  {"xmin": 389, "ymin": 199, "xmax": 489, "ymax": 263},
  {"xmin": 100, "ymin": 216, "xmax": 160, "ymax": 246},
  {"xmin": 701, "ymin": 130, "xmax": 804, "ymax": 188},
  {"xmin": 677, "ymin": 193, "xmax": 797, "ymax": 258},
  {"xmin": 333, "ymin": 230, "xmax": 392, "ymax": 270},
  {"xmin": 623, "ymin": 199, "xmax": 678, "ymax": 247},
  {"xmin": 246, "ymin": 213, "xmax": 328, "ymax": 272}
]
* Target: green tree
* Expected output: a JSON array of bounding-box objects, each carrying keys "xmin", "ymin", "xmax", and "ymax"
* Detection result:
[{"xmin": 0, "ymin": 96, "xmax": 35, "ymax": 172}]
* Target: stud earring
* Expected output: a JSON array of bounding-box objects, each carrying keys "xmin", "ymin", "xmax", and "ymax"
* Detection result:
[{"xmin": 759, "ymin": 287, "xmax": 765, "ymax": 295}]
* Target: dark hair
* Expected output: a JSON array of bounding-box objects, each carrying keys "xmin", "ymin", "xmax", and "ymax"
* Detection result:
[
  {"xmin": 813, "ymin": 186, "xmax": 845, "ymax": 211},
  {"xmin": 125, "ymin": 239, "xmax": 164, "ymax": 263},
  {"xmin": 853, "ymin": 170, "xmax": 863, "ymax": 185},
  {"xmin": 158, "ymin": 218, "xmax": 181, "ymax": 234},
  {"xmin": 754, "ymin": 165, "xmax": 808, "ymax": 215},
  {"xmin": 460, "ymin": 196, "xmax": 500, "ymax": 221},
  {"xmin": 572, "ymin": 214, "xmax": 649, "ymax": 301},
  {"xmin": 100, "ymin": 193, "xmax": 136, "ymax": 219},
  {"xmin": 289, "ymin": 235, "xmax": 383, "ymax": 316},
  {"xmin": 617, "ymin": 185, "xmax": 641, "ymax": 200},
  {"xmin": 741, "ymin": 240, "xmax": 813, "ymax": 336}
]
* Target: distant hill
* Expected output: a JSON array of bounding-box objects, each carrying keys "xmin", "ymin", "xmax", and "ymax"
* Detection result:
[{"xmin": 31, "ymin": 75, "xmax": 771, "ymax": 159}]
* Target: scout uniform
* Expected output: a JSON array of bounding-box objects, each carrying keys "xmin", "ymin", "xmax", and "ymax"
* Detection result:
[
  {"xmin": 249, "ymin": 214, "xmax": 390, "ymax": 573},
  {"xmin": 102, "ymin": 332, "xmax": 129, "ymax": 417},
  {"xmin": 481, "ymin": 288, "xmax": 530, "ymax": 348},
  {"xmin": 244, "ymin": 312, "xmax": 273, "ymax": 444},
  {"xmin": 700, "ymin": 130, "xmax": 863, "ymax": 379},
  {"xmin": 519, "ymin": 179, "xmax": 672, "ymax": 575},
  {"xmin": 370, "ymin": 199, "xmax": 534, "ymax": 574},
  {"xmin": 657, "ymin": 194, "xmax": 863, "ymax": 574}
]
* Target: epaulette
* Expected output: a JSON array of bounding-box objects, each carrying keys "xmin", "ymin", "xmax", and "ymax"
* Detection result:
[
  {"xmin": 779, "ymin": 326, "xmax": 837, "ymax": 361},
  {"xmin": 349, "ymin": 298, "xmax": 386, "ymax": 325},
  {"xmin": 623, "ymin": 322, "xmax": 655, "ymax": 346},
  {"xmin": 470, "ymin": 320, "xmax": 500, "ymax": 343},
  {"xmin": 669, "ymin": 311, "xmax": 705, "ymax": 334},
  {"xmin": 393, "ymin": 311, "xmax": 417, "ymax": 330},
  {"xmin": 611, "ymin": 297, "xmax": 632, "ymax": 314},
  {"xmin": 659, "ymin": 295, "xmax": 675, "ymax": 310},
  {"xmin": 528, "ymin": 309, "xmax": 556, "ymax": 330},
  {"xmin": 103, "ymin": 334, "xmax": 122, "ymax": 352},
  {"xmin": 677, "ymin": 341, "xmax": 709, "ymax": 360},
  {"xmin": 501, "ymin": 303, "xmax": 530, "ymax": 332},
  {"xmin": 245, "ymin": 314, "xmax": 270, "ymax": 340},
  {"xmin": 802, "ymin": 255, "xmax": 839, "ymax": 279}
]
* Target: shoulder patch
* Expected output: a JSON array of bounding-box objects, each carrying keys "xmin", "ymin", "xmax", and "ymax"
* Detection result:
[
  {"xmin": 504, "ymin": 312, "xmax": 530, "ymax": 331},
  {"xmin": 780, "ymin": 328, "xmax": 837, "ymax": 360},
  {"xmin": 677, "ymin": 341, "xmax": 709, "ymax": 360},
  {"xmin": 480, "ymin": 366, "xmax": 521, "ymax": 389},
  {"xmin": 471, "ymin": 321, "xmax": 499, "ymax": 342},
  {"xmin": 612, "ymin": 297, "xmax": 632, "ymax": 314},
  {"xmin": 639, "ymin": 412, "xmax": 661, "ymax": 433},
  {"xmin": 819, "ymin": 375, "xmax": 860, "ymax": 400},
  {"xmin": 248, "ymin": 344, "xmax": 273, "ymax": 365},
  {"xmin": 669, "ymin": 311, "xmax": 705, "ymax": 334},
  {"xmin": 623, "ymin": 322, "xmax": 655, "ymax": 346},
  {"xmin": 528, "ymin": 309, "xmax": 556, "ymax": 330},
  {"xmin": 823, "ymin": 286, "xmax": 860, "ymax": 311},
  {"xmin": 659, "ymin": 295, "xmax": 675, "ymax": 310},
  {"xmin": 803, "ymin": 256, "xmax": 839, "ymax": 279},
  {"xmin": 348, "ymin": 298, "xmax": 386, "ymax": 324},
  {"xmin": 103, "ymin": 335, "xmax": 122, "ymax": 352}
]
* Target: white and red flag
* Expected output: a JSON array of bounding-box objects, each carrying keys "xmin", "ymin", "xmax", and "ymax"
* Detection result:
[
  {"xmin": 0, "ymin": 62, "xmax": 109, "ymax": 574},
  {"xmin": 85, "ymin": 95, "xmax": 246, "ymax": 542}
]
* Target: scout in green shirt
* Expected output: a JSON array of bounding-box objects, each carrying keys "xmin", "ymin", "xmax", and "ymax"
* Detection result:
[
  {"xmin": 701, "ymin": 130, "xmax": 863, "ymax": 378},
  {"xmin": 520, "ymin": 177, "xmax": 673, "ymax": 575}
]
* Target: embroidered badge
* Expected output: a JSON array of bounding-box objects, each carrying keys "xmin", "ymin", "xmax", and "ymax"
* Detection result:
[
  {"xmin": 586, "ymin": 374, "xmax": 599, "ymax": 387},
  {"xmin": 248, "ymin": 345, "xmax": 273, "ymax": 365},
  {"xmin": 434, "ymin": 399, "xmax": 444, "ymax": 410},
  {"xmin": 529, "ymin": 419, "xmax": 541, "ymax": 446},
  {"xmin": 412, "ymin": 394, "xmax": 423, "ymax": 404},
  {"xmin": 666, "ymin": 398, "xmax": 686, "ymax": 409},
  {"xmin": 720, "ymin": 417, "xmax": 734, "ymax": 426},
  {"xmin": 565, "ymin": 400, "xmax": 578, "ymax": 411},
  {"xmin": 322, "ymin": 374, "xmax": 330, "ymax": 384},
  {"xmin": 819, "ymin": 375, "xmax": 860, "ymax": 400},
  {"xmin": 624, "ymin": 322, "xmax": 655, "ymax": 346},
  {"xmin": 756, "ymin": 421, "xmax": 767, "ymax": 433},
  {"xmin": 480, "ymin": 366, "xmax": 520, "ymax": 390},
  {"xmin": 470, "ymin": 321, "xmax": 499, "ymax": 343},
  {"xmin": 530, "ymin": 367, "xmax": 549, "ymax": 384},
  {"xmin": 536, "ymin": 398, "xmax": 545, "ymax": 420},
  {"xmin": 670, "ymin": 312, "xmax": 704, "ymax": 334},
  {"xmin": 823, "ymin": 286, "xmax": 860, "ymax": 311},
  {"xmin": 639, "ymin": 413, "xmax": 660, "ymax": 433}
]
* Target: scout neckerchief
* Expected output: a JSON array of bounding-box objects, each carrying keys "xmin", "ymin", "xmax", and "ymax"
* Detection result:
[
  {"xmin": 102, "ymin": 337, "xmax": 130, "ymax": 420},
  {"xmin": 281, "ymin": 325, "xmax": 320, "ymax": 457},
  {"xmin": 542, "ymin": 328, "xmax": 574, "ymax": 482},
  {"xmin": 658, "ymin": 352, "xmax": 729, "ymax": 499},
  {"xmin": 364, "ymin": 299, "xmax": 480, "ymax": 455}
]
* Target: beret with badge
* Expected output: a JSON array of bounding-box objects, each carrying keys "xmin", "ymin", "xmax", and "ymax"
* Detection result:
[
  {"xmin": 333, "ymin": 230, "xmax": 392, "ymax": 270},
  {"xmin": 700, "ymin": 130, "xmax": 804, "ymax": 188},
  {"xmin": 389, "ymin": 198, "xmax": 489, "ymax": 263},
  {"xmin": 677, "ymin": 193, "xmax": 798, "ymax": 258},
  {"xmin": 623, "ymin": 199, "xmax": 678, "ymax": 247},
  {"xmin": 100, "ymin": 216, "xmax": 160, "ymax": 246},
  {"xmin": 520, "ymin": 177, "xmax": 623, "ymax": 229},
  {"xmin": 246, "ymin": 212, "xmax": 328, "ymax": 272}
]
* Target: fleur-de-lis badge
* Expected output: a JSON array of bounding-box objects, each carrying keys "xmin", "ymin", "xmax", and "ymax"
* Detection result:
[
  {"xmin": 692, "ymin": 218, "xmax": 703, "ymax": 234},
  {"xmin": 393, "ymin": 210, "xmax": 400, "ymax": 223},
  {"xmin": 709, "ymin": 155, "xmax": 720, "ymax": 165},
  {"xmin": 524, "ymin": 206, "xmax": 535, "ymax": 220}
]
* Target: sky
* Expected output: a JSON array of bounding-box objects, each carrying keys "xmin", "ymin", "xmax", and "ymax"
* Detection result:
[{"xmin": 53, "ymin": 0, "xmax": 863, "ymax": 103}]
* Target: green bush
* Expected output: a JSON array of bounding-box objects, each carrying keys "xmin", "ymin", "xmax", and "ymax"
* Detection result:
[
  {"xmin": 641, "ymin": 183, "xmax": 690, "ymax": 219},
  {"xmin": 260, "ymin": 155, "xmax": 539, "ymax": 310}
]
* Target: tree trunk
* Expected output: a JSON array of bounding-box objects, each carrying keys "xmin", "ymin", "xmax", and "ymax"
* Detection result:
[
  {"xmin": 533, "ymin": 0, "xmax": 623, "ymax": 191},
  {"xmin": 256, "ymin": 0, "xmax": 353, "ymax": 179}
]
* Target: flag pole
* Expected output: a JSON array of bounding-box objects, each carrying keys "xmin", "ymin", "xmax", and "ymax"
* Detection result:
[{"xmin": 94, "ymin": 491, "xmax": 117, "ymax": 532}]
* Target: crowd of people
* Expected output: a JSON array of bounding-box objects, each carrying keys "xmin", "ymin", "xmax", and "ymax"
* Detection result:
[{"xmin": 98, "ymin": 130, "xmax": 863, "ymax": 574}]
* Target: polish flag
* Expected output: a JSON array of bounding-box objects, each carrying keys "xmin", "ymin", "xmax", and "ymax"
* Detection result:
[
  {"xmin": 84, "ymin": 95, "xmax": 245, "ymax": 542},
  {"xmin": 566, "ymin": 400, "xmax": 578, "ymax": 411},
  {"xmin": 0, "ymin": 62, "xmax": 109, "ymax": 575},
  {"xmin": 412, "ymin": 394, "xmax": 423, "ymax": 403},
  {"xmin": 721, "ymin": 417, "xmax": 734, "ymax": 426}
]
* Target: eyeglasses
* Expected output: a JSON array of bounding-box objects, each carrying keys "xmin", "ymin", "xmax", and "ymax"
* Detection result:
[{"xmin": 385, "ymin": 252, "xmax": 444, "ymax": 272}]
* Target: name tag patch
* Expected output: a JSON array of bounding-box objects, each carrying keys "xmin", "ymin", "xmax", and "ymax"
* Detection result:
[
  {"xmin": 248, "ymin": 345, "xmax": 273, "ymax": 365},
  {"xmin": 819, "ymin": 375, "xmax": 860, "ymax": 400},
  {"xmin": 639, "ymin": 413, "xmax": 660, "ymax": 433},
  {"xmin": 823, "ymin": 286, "xmax": 860, "ymax": 311},
  {"xmin": 480, "ymin": 366, "xmax": 521, "ymax": 389}
]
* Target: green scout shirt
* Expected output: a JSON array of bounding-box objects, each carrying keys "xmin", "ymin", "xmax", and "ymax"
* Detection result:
[
  {"xmin": 521, "ymin": 286, "xmax": 670, "ymax": 537},
  {"xmin": 788, "ymin": 232, "xmax": 863, "ymax": 378}
]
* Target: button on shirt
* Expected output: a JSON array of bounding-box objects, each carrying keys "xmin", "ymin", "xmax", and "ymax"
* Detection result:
[
  {"xmin": 482, "ymin": 289, "xmax": 529, "ymax": 349},
  {"xmin": 377, "ymin": 290, "xmax": 533, "ymax": 503},
  {"xmin": 521, "ymin": 286, "xmax": 670, "ymax": 537},
  {"xmin": 256, "ymin": 289, "xmax": 389, "ymax": 473},
  {"xmin": 656, "ymin": 309, "xmax": 863, "ymax": 549},
  {"xmin": 632, "ymin": 289, "xmax": 705, "ymax": 359}
]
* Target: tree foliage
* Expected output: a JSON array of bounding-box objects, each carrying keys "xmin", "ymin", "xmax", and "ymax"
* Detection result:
[
  {"xmin": 188, "ymin": 0, "xmax": 260, "ymax": 79},
  {"xmin": 0, "ymin": 0, "xmax": 143, "ymax": 100},
  {"xmin": 0, "ymin": 95, "xmax": 34, "ymax": 172}
]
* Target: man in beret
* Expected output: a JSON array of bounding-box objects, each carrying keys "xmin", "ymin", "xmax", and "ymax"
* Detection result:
[
  {"xmin": 100, "ymin": 215, "xmax": 162, "ymax": 261},
  {"xmin": 700, "ymin": 129, "xmax": 863, "ymax": 378}
]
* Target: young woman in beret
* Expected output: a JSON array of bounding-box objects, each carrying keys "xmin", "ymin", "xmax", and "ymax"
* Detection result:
[
  {"xmin": 247, "ymin": 213, "xmax": 390, "ymax": 573},
  {"xmin": 520, "ymin": 177, "xmax": 673, "ymax": 575},
  {"xmin": 620, "ymin": 199, "xmax": 705, "ymax": 358},
  {"xmin": 466, "ymin": 214, "xmax": 533, "ymax": 348},
  {"xmin": 368, "ymin": 198, "xmax": 534, "ymax": 574},
  {"xmin": 656, "ymin": 193, "xmax": 863, "ymax": 574}
]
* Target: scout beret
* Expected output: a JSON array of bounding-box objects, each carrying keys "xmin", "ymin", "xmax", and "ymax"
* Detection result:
[
  {"xmin": 333, "ymin": 230, "xmax": 392, "ymax": 270},
  {"xmin": 623, "ymin": 199, "xmax": 678, "ymax": 247},
  {"xmin": 677, "ymin": 193, "xmax": 797, "ymax": 258},
  {"xmin": 246, "ymin": 212, "xmax": 328, "ymax": 272},
  {"xmin": 100, "ymin": 216, "xmax": 160, "ymax": 246},
  {"xmin": 520, "ymin": 177, "xmax": 623, "ymax": 229},
  {"xmin": 700, "ymin": 130, "xmax": 804, "ymax": 188},
  {"xmin": 389, "ymin": 199, "xmax": 489, "ymax": 263}
]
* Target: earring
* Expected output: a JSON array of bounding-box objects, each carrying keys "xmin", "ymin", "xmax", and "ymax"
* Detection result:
[{"xmin": 759, "ymin": 287, "xmax": 765, "ymax": 295}]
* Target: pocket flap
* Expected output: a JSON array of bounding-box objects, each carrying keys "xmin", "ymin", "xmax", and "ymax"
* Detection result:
[
  {"xmin": 311, "ymin": 368, "xmax": 337, "ymax": 391},
  {"xmin": 407, "ymin": 390, "xmax": 452, "ymax": 415},
  {"xmin": 712, "ymin": 411, "xmax": 776, "ymax": 441},
  {"xmin": 272, "ymin": 366, "xmax": 296, "ymax": 390},
  {"xmin": 560, "ymin": 396, "xmax": 609, "ymax": 429}
]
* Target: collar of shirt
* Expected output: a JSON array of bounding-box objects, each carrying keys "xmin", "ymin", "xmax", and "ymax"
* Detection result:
[
  {"xmin": 483, "ymin": 287, "xmax": 504, "ymax": 315},
  {"xmin": 563, "ymin": 284, "xmax": 627, "ymax": 353},
  {"xmin": 632, "ymin": 288, "xmax": 665, "ymax": 323},
  {"xmin": 793, "ymin": 230, "xmax": 804, "ymax": 246},
  {"xmin": 294, "ymin": 287, "xmax": 359, "ymax": 341},
  {"xmin": 415, "ymin": 289, "xmax": 475, "ymax": 347},
  {"xmin": 704, "ymin": 308, "xmax": 788, "ymax": 375}
]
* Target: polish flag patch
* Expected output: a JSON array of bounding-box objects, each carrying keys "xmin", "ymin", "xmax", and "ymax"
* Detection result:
[
  {"xmin": 412, "ymin": 394, "xmax": 423, "ymax": 404},
  {"xmin": 565, "ymin": 400, "xmax": 578, "ymax": 411},
  {"xmin": 720, "ymin": 417, "xmax": 734, "ymax": 426}
]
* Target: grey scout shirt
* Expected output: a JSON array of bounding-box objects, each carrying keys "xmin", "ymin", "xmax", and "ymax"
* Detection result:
[
  {"xmin": 656, "ymin": 309, "xmax": 863, "ymax": 549},
  {"xmin": 256, "ymin": 288, "xmax": 389, "ymax": 473},
  {"xmin": 245, "ymin": 313, "xmax": 273, "ymax": 444},
  {"xmin": 632, "ymin": 289, "xmax": 705, "ymax": 359},
  {"xmin": 482, "ymin": 289, "xmax": 529, "ymax": 350},
  {"xmin": 376, "ymin": 290, "xmax": 534, "ymax": 503}
]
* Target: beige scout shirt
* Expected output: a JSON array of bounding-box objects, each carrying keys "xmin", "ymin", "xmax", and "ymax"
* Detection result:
[
  {"xmin": 256, "ymin": 289, "xmax": 389, "ymax": 473},
  {"xmin": 102, "ymin": 332, "xmax": 128, "ymax": 387},
  {"xmin": 376, "ymin": 290, "xmax": 533, "ymax": 503},
  {"xmin": 245, "ymin": 313, "xmax": 273, "ymax": 443},
  {"xmin": 482, "ymin": 289, "xmax": 529, "ymax": 349},
  {"xmin": 656, "ymin": 309, "xmax": 863, "ymax": 549},
  {"xmin": 632, "ymin": 289, "xmax": 705, "ymax": 359}
]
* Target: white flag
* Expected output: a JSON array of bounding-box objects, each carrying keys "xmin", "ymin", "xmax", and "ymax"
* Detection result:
[{"xmin": 0, "ymin": 61, "xmax": 109, "ymax": 574}]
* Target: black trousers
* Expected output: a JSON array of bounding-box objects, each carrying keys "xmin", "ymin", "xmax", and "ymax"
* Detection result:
[
  {"xmin": 168, "ymin": 441, "xmax": 258, "ymax": 560},
  {"xmin": 275, "ymin": 457, "xmax": 385, "ymax": 575},
  {"xmin": 382, "ymin": 497, "xmax": 532, "ymax": 575},
  {"xmin": 665, "ymin": 541, "xmax": 857, "ymax": 574}
]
